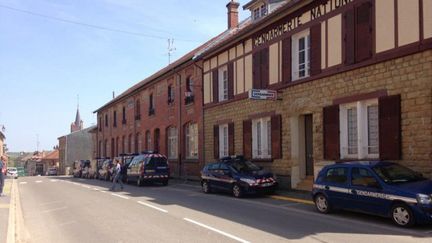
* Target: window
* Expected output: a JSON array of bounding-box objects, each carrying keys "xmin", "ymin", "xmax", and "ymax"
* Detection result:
[
  {"xmin": 292, "ymin": 29, "xmax": 310, "ymax": 80},
  {"xmin": 135, "ymin": 100, "xmax": 141, "ymax": 120},
  {"xmin": 218, "ymin": 66, "xmax": 228, "ymax": 102},
  {"xmin": 185, "ymin": 123, "xmax": 198, "ymax": 159},
  {"xmin": 185, "ymin": 77, "xmax": 194, "ymax": 105},
  {"xmin": 145, "ymin": 130, "xmax": 152, "ymax": 150},
  {"xmin": 260, "ymin": 4, "xmax": 267, "ymax": 17},
  {"xmin": 99, "ymin": 117, "xmax": 102, "ymax": 131},
  {"xmin": 351, "ymin": 168, "xmax": 380, "ymax": 188},
  {"xmin": 135, "ymin": 133, "xmax": 141, "ymax": 153},
  {"xmin": 167, "ymin": 127, "xmax": 178, "ymax": 159},
  {"xmin": 113, "ymin": 111, "xmax": 117, "ymax": 127},
  {"xmin": 105, "ymin": 114, "xmax": 108, "ymax": 127},
  {"xmin": 122, "ymin": 106, "xmax": 126, "ymax": 124},
  {"xmin": 168, "ymin": 85, "xmax": 174, "ymax": 104},
  {"xmin": 252, "ymin": 117, "xmax": 271, "ymax": 159},
  {"xmin": 149, "ymin": 94, "xmax": 155, "ymax": 116},
  {"xmin": 253, "ymin": 8, "xmax": 260, "ymax": 20},
  {"xmin": 122, "ymin": 136, "xmax": 125, "ymax": 154},
  {"xmin": 219, "ymin": 124, "xmax": 229, "ymax": 158},
  {"xmin": 340, "ymin": 99, "xmax": 379, "ymax": 159},
  {"xmin": 323, "ymin": 167, "xmax": 348, "ymax": 184}
]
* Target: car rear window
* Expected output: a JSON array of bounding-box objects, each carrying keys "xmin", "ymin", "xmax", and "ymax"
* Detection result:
[
  {"xmin": 145, "ymin": 157, "xmax": 168, "ymax": 169},
  {"xmin": 323, "ymin": 167, "xmax": 348, "ymax": 184}
]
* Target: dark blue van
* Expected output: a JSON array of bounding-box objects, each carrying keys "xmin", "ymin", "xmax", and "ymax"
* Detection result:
[
  {"xmin": 312, "ymin": 161, "xmax": 432, "ymax": 227},
  {"xmin": 200, "ymin": 156, "xmax": 278, "ymax": 198},
  {"xmin": 126, "ymin": 151, "xmax": 170, "ymax": 186}
]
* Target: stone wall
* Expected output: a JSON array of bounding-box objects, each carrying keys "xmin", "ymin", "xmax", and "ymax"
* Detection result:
[{"xmin": 204, "ymin": 50, "xmax": 432, "ymax": 186}]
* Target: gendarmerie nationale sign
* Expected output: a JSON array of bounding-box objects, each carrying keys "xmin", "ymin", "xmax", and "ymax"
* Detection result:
[{"xmin": 254, "ymin": 0, "xmax": 354, "ymax": 47}]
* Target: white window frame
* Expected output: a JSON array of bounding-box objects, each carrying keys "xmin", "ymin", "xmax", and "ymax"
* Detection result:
[
  {"xmin": 219, "ymin": 124, "xmax": 229, "ymax": 158},
  {"xmin": 167, "ymin": 127, "xmax": 178, "ymax": 159},
  {"xmin": 186, "ymin": 123, "xmax": 198, "ymax": 159},
  {"xmin": 340, "ymin": 99, "xmax": 379, "ymax": 160},
  {"xmin": 252, "ymin": 117, "xmax": 272, "ymax": 159},
  {"xmin": 218, "ymin": 66, "xmax": 228, "ymax": 102},
  {"xmin": 292, "ymin": 29, "xmax": 310, "ymax": 81}
]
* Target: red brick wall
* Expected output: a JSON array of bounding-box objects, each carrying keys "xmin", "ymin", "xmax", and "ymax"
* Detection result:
[{"xmin": 96, "ymin": 61, "xmax": 204, "ymax": 177}]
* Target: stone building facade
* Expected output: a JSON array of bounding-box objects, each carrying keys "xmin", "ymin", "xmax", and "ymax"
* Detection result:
[{"xmin": 200, "ymin": 0, "xmax": 432, "ymax": 189}]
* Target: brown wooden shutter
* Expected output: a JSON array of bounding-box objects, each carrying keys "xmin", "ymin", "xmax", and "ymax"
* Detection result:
[
  {"xmin": 212, "ymin": 69, "xmax": 219, "ymax": 103},
  {"xmin": 213, "ymin": 125, "xmax": 219, "ymax": 159},
  {"xmin": 310, "ymin": 24, "xmax": 322, "ymax": 76},
  {"xmin": 228, "ymin": 62, "xmax": 234, "ymax": 99},
  {"xmin": 271, "ymin": 114, "xmax": 282, "ymax": 159},
  {"xmin": 228, "ymin": 122, "xmax": 235, "ymax": 156},
  {"xmin": 379, "ymin": 95, "xmax": 401, "ymax": 160},
  {"xmin": 343, "ymin": 8, "xmax": 355, "ymax": 65},
  {"xmin": 243, "ymin": 120, "xmax": 252, "ymax": 160},
  {"xmin": 261, "ymin": 47, "xmax": 270, "ymax": 88},
  {"xmin": 282, "ymin": 37, "xmax": 292, "ymax": 82},
  {"xmin": 252, "ymin": 51, "xmax": 261, "ymax": 89},
  {"xmin": 355, "ymin": 1, "xmax": 373, "ymax": 62},
  {"xmin": 323, "ymin": 105, "xmax": 340, "ymax": 160}
]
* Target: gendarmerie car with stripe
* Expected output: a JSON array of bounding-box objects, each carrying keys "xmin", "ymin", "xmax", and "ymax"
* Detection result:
[
  {"xmin": 201, "ymin": 155, "xmax": 278, "ymax": 198},
  {"xmin": 312, "ymin": 161, "xmax": 432, "ymax": 227},
  {"xmin": 126, "ymin": 151, "xmax": 170, "ymax": 186}
]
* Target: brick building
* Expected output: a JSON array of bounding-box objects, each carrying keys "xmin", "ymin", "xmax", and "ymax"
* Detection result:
[{"xmin": 199, "ymin": 0, "xmax": 432, "ymax": 190}]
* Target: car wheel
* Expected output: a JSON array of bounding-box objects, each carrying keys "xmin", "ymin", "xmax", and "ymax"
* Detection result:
[
  {"xmin": 391, "ymin": 203, "xmax": 415, "ymax": 227},
  {"xmin": 314, "ymin": 194, "xmax": 331, "ymax": 214},
  {"xmin": 232, "ymin": 184, "xmax": 243, "ymax": 198},
  {"xmin": 202, "ymin": 181, "xmax": 211, "ymax": 193}
]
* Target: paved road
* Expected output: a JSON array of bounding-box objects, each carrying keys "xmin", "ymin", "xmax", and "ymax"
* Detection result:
[{"xmin": 15, "ymin": 176, "xmax": 432, "ymax": 243}]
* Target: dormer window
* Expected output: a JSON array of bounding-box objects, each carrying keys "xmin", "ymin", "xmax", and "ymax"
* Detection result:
[
  {"xmin": 260, "ymin": 4, "xmax": 267, "ymax": 16},
  {"xmin": 253, "ymin": 4, "xmax": 267, "ymax": 20}
]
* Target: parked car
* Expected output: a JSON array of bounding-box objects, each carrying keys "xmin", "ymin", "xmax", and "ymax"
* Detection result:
[
  {"xmin": 127, "ymin": 151, "xmax": 169, "ymax": 186},
  {"xmin": 98, "ymin": 159, "xmax": 113, "ymax": 181},
  {"xmin": 6, "ymin": 167, "xmax": 18, "ymax": 179},
  {"xmin": 47, "ymin": 167, "xmax": 58, "ymax": 176},
  {"xmin": 312, "ymin": 161, "xmax": 432, "ymax": 227},
  {"xmin": 17, "ymin": 167, "xmax": 26, "ymax": 177},
  {"xmin": 200, "ymin": 156, "xmax": 278, "ymax": 198},
  {"xmin": 73, "ymin": 160, "xmax": 90, "ymax": 178}
]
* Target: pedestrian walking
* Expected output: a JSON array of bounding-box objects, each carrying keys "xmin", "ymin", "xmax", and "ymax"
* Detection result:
[
  {"xmin": 110, "ymin": 159, "xmax": 124, "ymax": 191},
  {"xmin": 0, "ymin": 157, "xmax": 5, "ymax": 196}
]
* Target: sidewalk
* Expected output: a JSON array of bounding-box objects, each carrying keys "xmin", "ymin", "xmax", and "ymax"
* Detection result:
[
  {"xmin": 171, "ymin": 178, "xmax": 314, "ymax": 205},
  {"xmin": 0, "ymin": 178, "xmax": 12, "ymax": 243}
]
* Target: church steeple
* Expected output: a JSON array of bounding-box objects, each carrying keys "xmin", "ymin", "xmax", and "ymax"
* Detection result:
[{"xmin": 71, "ymin": 96, "xmax": 83, "ymax": 132}]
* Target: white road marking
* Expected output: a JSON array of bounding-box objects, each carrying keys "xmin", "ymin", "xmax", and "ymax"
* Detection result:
[
  {"xmin": 35, "ymin": 181, "xmax": 43, "ymax": 183},
  {"xmin": 50, "ymin": 179, "xmax": 58, "ymax": 182},
  {"xmin": 183, "ymin": 218, "xmax": 250, "ymax": 243},
  {"xmin": 41, "ymin": 206, "xmax": 67, "ymax": 214},
  {"xmin": 137, "ymin": 201, "xmax": 168, "ymax": 213},
  {"xmin": 111, "ymin": 193, "xmax": 129, "ymax": 200},
  {"xmin": 82, "ymin": 185, "xmax": 91, "ymax": 189},
  {"xmin": 100, "ymin": 190, "xmax": 107, "ymax": 193},
  {"xmin": 19, "ymin": 182, "xmax": 27, "ymax": 185},
  {"xmin": 72, "ymin": 182, "xmax": 79, "ymax": 185},
  {"xmin": 92, "ymin": 188, "xmax": 100, "ymax": 191}
]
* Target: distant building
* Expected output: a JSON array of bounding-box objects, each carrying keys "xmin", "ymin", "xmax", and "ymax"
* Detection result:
[
  {"xmin": 25, "ymin": 150, "xmax": 59, "ymax": 176},
  {"xmin": 58, "ymin": 126, "xmax": 96, "ymax": 175}
]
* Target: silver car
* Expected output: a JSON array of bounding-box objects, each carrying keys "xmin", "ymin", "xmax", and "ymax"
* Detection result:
[{"xmin": 7, "ymin": 167, "xmax": 18, "ymax": 179}]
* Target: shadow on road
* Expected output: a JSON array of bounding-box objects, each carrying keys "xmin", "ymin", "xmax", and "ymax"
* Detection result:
[{"xmin": 49, "ymin": 176, "xmax": 432, "ymax": 240}]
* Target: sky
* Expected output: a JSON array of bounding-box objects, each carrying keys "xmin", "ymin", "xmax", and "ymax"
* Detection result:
[{"xmin": 0, "ymin": 0, "xmax": 250, "ymax": 152}]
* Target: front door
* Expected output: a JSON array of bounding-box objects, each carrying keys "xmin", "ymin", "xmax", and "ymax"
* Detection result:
[
  {"xmin": 35, "ymin": 163, "xmax": 44, "ymax": 176},
  {"xmin": 304, "ymin": 114, "xmax": 314, "ymax": 176}
]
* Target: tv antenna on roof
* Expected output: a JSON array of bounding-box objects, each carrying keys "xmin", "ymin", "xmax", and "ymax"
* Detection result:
[{"xmin": 167, "ymin": 38, "xmax": 176, "ymax": 65}]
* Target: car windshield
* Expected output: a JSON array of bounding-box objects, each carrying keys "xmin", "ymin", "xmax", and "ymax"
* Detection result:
[
  {"xmin": 8, "ymin": 168, "xmax": 17, "ymax": 172},
  {"xmin": 373, "ymin": 164, "xmax": 425, "ymax": 184},
  {"xmin": 229, "ymin": 160, "xmax": 261, "ymax": 173}
]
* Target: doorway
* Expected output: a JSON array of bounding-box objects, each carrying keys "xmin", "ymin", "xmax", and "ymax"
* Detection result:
[{"xmin": 304, "ymin": 114, "xmax": 314, "ymax": 176}]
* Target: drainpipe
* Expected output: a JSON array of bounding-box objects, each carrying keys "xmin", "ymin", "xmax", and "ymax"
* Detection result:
[
  {"xmin": 193, "ymin": 62, "xmax": 204, "ymax": 167},
  {"xmin": 175, "ymin": 71, "xmax": 182, "ymax": 178}
]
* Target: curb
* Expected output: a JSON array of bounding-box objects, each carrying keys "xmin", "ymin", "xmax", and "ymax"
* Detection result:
[
  {"xmin": 268, "ymin": 195, "xmax": 314, "ymax": 205},
  {"xmin": 6, "ymin": 180, "xmax": 16, "ymax": 243}
]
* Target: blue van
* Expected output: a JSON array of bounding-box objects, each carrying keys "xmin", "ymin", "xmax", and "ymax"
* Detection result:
[
  {"xmin": 200, "ymin": 156, "xmax": 278, "ymax": 198},
  {"xmin": 312, "ymin": 161, "xmax": 432, "ymax": 227}
]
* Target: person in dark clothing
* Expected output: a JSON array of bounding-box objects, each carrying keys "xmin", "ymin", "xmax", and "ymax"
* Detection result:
[{"xmin": 0, "ymin": 157, "xmax": 5, "ymax": 196}]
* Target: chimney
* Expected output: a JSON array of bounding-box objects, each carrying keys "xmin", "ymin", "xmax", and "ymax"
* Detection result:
[{"xmin": 226, "ymin": 0, "xmax": 240, "ymax": 29}]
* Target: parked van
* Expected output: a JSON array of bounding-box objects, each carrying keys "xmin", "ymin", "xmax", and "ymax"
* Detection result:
[{"xmin": 127, "ymin": 151, "xmax": 169, "ymax": 186}]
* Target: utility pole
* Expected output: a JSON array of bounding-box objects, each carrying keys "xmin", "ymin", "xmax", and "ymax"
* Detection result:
[{"xmin": 167, "ymin": 38, "xmax": 176, "ymax": 65}]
